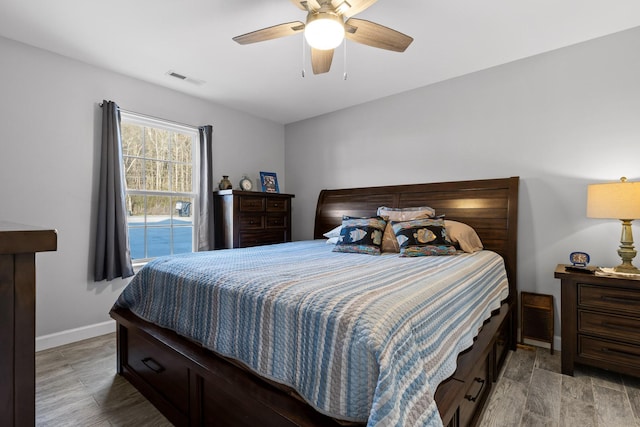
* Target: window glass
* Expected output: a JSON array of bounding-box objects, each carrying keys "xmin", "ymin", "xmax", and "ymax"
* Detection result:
[{"xmin": 121, "ymin": 115, "xmax": 198, "ymax": 262}]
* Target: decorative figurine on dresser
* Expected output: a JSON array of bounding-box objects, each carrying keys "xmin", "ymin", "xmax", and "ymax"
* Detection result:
[{"xmin": 213, "ymin": 190, "xmax": 294, "ymax": 249}]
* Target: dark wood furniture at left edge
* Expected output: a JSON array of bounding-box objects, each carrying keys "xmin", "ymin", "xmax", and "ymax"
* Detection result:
[{"xmin": 0, "ymin": 221, "xmax": 57, "ymax": 426}]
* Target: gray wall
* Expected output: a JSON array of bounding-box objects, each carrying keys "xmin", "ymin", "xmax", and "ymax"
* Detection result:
[
  {"xmin": 0, "ymin": 36, "xmax": 285, "ymax": 340},
  {"xmin": 285, "ymin": 27, "xmax": 640, "ymax": 346}
]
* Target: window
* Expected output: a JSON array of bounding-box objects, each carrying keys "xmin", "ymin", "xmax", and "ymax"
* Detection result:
[{"xmin": 120, "ymin": 112, "xmax": 199, "ymax": 262}]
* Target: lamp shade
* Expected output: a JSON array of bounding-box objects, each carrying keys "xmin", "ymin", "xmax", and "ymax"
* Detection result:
[
  {"xmin": 587, "ymin": 178, "xmax": 640, "ymax": 220},
  {"xmin": 304, "ymin": 13, "xmax": 345, "ymax": 50}
]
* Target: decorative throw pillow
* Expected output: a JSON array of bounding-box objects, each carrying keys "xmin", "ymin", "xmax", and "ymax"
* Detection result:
[
  {"xmin": 445, "ymin": 220, "xmax": 483, "ymax": 253},
  {"xmin": 376, "ymin": 206, "xmax": 436, "ymax": 253},
  {"xmin": 392, "ymin": 217, "xmax": 456, "ymax": 257},
  {"xmin": 332, "ymin": 216, "xmax": 387, "ymax": 255}
]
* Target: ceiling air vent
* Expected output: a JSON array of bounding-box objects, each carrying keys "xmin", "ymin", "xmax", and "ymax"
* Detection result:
[
  {"xmin": 168, "ymin": 71, "xmax": 187, "ymax": 80},
  {"xmin": 166, "ymin": 70, "xmax": 205, "ymax": 86}
]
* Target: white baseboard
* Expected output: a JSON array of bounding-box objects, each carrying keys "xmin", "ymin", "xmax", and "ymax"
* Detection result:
[{"xmin": 36, "ymin": 320, "xmax": 116, "ymax": 352}]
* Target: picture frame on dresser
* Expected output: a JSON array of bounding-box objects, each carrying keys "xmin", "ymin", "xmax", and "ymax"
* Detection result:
[{"xmin": 259, "ymin": 171, "xmax": 279, "ymax": 193}]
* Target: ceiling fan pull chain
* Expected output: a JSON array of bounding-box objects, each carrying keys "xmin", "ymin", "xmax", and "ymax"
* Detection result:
[
  {"xmin": 343, "ymin": 39, "xmax": 348, "ymax": 81},
  {"xmin": 302, "ymin": 36, "xmax": 306, "ymax": 78}
]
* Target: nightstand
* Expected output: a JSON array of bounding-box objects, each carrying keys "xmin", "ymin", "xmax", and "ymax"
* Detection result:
[{"xmin": 555, "ymin": 264, "xmax": 640, "ymax": 377}]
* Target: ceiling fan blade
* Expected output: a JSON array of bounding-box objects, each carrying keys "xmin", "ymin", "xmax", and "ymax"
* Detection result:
[
  {"xmin": 344, "ymin": 18, "xmax": 413, "ymax": 52},
  {"xmin": 289, "ymin": 0, "xmax": 321, "ymax": 11},
  {"xmin": 289, "ymin": 0, "xmax": 307, "ymax": 10},
  {"xmin": 311, "ymin": 48, "xmax": 334, "ymax": 74},
  {"xmin": 233, "ymin": 21, "xmax": 305, "ymax": 45},
  {"xmin": 333, "ymin": 0, "xmax": 377, "ymax": 17}
]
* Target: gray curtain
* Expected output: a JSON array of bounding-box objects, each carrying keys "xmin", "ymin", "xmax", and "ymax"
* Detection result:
[
  {"xmin": 94, "ymin": 101, "xmax": 134, "ymax": 281},
  {"xmin": 197, "ymin": 125, "xmax": 214, "ymax": 250}
]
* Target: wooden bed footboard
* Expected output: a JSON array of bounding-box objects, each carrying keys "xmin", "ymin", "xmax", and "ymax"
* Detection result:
[{"xmin": 110, "ymin": 300, "xmax": 512, "ymax": 427}]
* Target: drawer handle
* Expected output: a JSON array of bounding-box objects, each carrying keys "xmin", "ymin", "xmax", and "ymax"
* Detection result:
[
  {"xmin": 601, "ymin": 321, "xmax": 638, "ymax": 333},
  {"xmin": 464, "ymin": 377, "xmax": 485, "ymax": 403},
  {"xmin": 601, "ymin": 296, "xmax": 640, "ymax": 304},
  {"xmin": 142, "ymin": 357, "xmax": 165, "ymax": 374},
  {"xmin": 273, "ymin": 203, "xmax": 279, "ymax": 207},
  {"xmin": 601, "ymin": 347, "xmax": 640, "ymax": 358}
]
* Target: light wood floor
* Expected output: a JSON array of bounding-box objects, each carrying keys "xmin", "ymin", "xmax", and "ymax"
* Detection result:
[{"xmin": 36, "ymin": 333, "xmax": 640, "ymax": 426}]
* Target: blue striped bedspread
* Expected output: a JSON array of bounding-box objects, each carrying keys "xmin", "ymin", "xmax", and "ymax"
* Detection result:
[{"xmin": 115, "ymin": 240, "xmax": 509, "ymax": 426}]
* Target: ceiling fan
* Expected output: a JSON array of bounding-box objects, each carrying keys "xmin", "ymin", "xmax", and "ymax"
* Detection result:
[{"xmin": 232, "ymin": 0, "xmax": 413, "ymax": 75}]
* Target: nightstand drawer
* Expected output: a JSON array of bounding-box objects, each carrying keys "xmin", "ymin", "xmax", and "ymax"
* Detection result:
[
  {"xmin": 578, "ymin": 284, "xmax": 640, "ymax": 314},
  {"xmin": 579, "ymin": 335, "xmax": 640, "ymax": 369},
  {"xmin": 239, "ymin": 196, "xmax": 266, "ymax": 212},
  {"xmin": 579, "ymin": 310, "xmax": 640, "ymax": 344},
  {"xmin": 239, "ymin": 214, "xmax": 265, "ymax": 229}
]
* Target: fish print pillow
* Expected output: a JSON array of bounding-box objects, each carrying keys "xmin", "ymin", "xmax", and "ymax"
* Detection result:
[
  {"xmin": 332, "ymin": 216, "xmax": 387, "ymax": 255},
  {"xmin": 391, "ymin": 217, "xmax": 457, "ymax": 256}
]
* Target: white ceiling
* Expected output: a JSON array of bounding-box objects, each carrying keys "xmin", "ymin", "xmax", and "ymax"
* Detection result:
[{"xmin": 1, "ymin": 0, "xmax": 639, "ymax": 124}]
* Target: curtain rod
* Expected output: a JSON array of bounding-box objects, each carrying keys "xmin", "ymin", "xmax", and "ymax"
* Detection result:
[{"xmin": 98, "ymin": 102, "xmax": 200, "ymax": 130}]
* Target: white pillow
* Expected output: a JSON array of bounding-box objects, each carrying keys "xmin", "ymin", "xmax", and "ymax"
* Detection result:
[{"xmin": 323, "ymin": 225, "xmax": 342, "ymax": 239}]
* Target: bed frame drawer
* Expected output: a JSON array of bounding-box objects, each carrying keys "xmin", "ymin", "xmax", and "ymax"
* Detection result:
[
  {"xmin": 125, "ymin": 328, "xmax": 189, "ymax": 416},
  {"xmin": 458, "ymin": 354, "xmax": 491, "ymax": 427}
]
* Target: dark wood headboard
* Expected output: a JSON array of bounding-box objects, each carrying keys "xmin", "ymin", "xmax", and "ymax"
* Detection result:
[{"xmin": 313, "ymin": 177, "xmax": 519, "ymax": 306}]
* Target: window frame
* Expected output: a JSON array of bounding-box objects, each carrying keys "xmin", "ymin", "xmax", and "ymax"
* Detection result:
[{"xmin": 120, "ymin": 111, "xmax": 200, "ymax": 264}]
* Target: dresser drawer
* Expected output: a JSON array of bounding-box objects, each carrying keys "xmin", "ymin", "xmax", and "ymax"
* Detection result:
[
  {"xmin": 266, "ymin": 214, "xmax": 287, "ymax": 229},
  {"xmin": 125, "ymin": 328, "xmax": 189, "ymax": 415},
  {"xmin": 579, "ymin": 335, "xmax": 640, "ymax": 369},
  {"xmin": 266, "ymin": 198, "xmax": 288, "ymax": 212},
  {"xmin": 238, "ymin": 230, "xmax": 286, "ymax": 248},
  {"xmin": 239, "ymin": 196, "xmax": 266, "ymax": 212},
  {"xmin": 239, "ymin": 214, "xmax": 265, "ymax": 229},
  {"xmin": 579, "ymin": 310, "xmax": 640, "ymax": 344},
  {"xmin": 578, "ymin": 284, "xmax": 640, "ymax": 314}
]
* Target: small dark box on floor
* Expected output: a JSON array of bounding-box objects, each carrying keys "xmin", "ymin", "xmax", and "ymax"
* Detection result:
[{"xmin": 521, "ymin": 291, "xmax": 554, "ymax": 354}]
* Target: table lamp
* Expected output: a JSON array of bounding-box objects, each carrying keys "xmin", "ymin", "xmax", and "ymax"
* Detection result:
[{"xmin": 587, "ymin": 177, "xmax": 640, "ymax": 274}]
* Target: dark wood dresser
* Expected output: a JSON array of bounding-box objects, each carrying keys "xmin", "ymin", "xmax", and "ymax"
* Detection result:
[
  {"xmin": 555, "ymin": 264, "xmax": 640, "ymax": 377},
  {"xmin": 214, "ymin": 190, "xmax": 294, "ymax": 249},
  {"xmin": 0, "ymin": 221, "xmax": 57, "ymax": 426}
]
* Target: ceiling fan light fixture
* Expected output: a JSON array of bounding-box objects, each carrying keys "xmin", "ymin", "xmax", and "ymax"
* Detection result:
[{"xmin": 304, "ymin": 12, "xmax": 345, "ymax": 50}]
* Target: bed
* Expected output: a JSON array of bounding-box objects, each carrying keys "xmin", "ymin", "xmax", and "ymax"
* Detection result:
[{"xmin": 110, "ymin": 176, "xmax": 519, "ymax": 427}]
